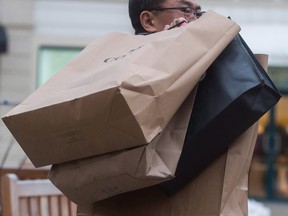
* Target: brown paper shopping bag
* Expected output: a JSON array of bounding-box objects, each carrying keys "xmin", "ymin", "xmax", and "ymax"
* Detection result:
[
  {"xmin": 76, "ymin": 54, "xmax": 269, "ymax": 216},
  {"xmin": 48, "ymin": 88, "xmax": 197, "ymax": 205},
  {"xmin": 76, "ymin": 122, "xmax": 259, "ymax": 216},
  {"xmin": 2, "ymin": 11, "xmax": 240, "ymax": 167}
]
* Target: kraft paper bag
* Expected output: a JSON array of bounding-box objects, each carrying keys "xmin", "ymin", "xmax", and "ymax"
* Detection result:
[
  {"xmin": 48, "ymin": 88, "xmax": 197, "ymax": 205},
  {"xmin": 2, "ymin": 10, "xmax": 240, "ymax": 167},
  {"xmin": 76, "ymin": 54, "xmax": 269, "ymax": 216},
  {"xmin": 76, "ymin": 122, "xmax": 259, "ymax": 216}
]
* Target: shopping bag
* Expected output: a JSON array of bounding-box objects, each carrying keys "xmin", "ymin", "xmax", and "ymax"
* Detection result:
[
  {"xmin": 159, "ymin": 34, "xmax": 281, "ymax": 195},
  {"xmin": 48, "ymin": 88, "xmax": 197, "ymax": 205},
  {"xmin": 1, "ymin": 10, "xmax": 240, "ymax": 167},
  {"xmin": 76, "ymin": 122, "xmax": 259, "ymax": 216}
]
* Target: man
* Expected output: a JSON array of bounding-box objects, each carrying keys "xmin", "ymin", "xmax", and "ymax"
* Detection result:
[{"xmin": 129, "ymin": 0, "xmax": 202, "ymax": 34}]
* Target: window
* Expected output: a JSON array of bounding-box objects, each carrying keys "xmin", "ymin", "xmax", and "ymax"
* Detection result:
[{"xmin": 37, "ymin": 46, "xmax": 83, "ymax": 86}]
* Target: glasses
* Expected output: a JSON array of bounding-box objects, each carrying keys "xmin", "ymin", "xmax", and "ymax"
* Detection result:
[{"xmin": 148, "ymin": 7, "xmax": 204, "ymax": 22}]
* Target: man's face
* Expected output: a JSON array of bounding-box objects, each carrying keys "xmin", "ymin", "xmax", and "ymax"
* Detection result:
[{"xmin": 153, "ymin": 0, "xmax": 200, "ymax": 32}]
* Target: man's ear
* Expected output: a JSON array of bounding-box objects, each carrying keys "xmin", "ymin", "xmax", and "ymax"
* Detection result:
[{"xmin": 140, "ymin": 11, "xmax": 158, "ymax": 33}]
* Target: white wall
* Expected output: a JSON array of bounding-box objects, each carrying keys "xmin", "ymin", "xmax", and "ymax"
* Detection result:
[
  {"xmin": 0, "ymin": 0, "xmax": 34, "ymax": 168},
  {"xmin": 34, "ymin": 1, "xmax": 133, "ymax": 37},
  {"xmin": 33, "ymin": 0, "xmax": 288, "ymax": 66},
  {"xmin": 201, "ymin": 1, "xmax": 288, "ymax": 66}
]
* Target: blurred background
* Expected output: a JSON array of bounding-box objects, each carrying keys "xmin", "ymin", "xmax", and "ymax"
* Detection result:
[{"xmin": 0, "ymin": 0, "xmax": 287, "ymax": 215}]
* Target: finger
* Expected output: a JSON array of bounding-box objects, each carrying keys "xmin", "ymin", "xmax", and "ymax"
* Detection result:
[
  {"xmin": 164, "ymin": 25, "xmax": 170, "ymax": 30},
  {"xmin": 175, "ymin": 17, "xmax": 187, "ymax": 24}
]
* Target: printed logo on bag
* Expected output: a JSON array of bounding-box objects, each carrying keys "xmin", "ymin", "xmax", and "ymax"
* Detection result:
[
  {"xmin": 104, "ymin": 46, "xmax": 143, "ymax": 63},
  {"xmin": 61, "ymin": 129, "xmax": 85, "ymax": 144}
]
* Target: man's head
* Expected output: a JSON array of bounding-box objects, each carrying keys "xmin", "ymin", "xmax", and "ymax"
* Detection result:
[{"xmin": 129, "ymin": 0, "xmax": 201, "ymax": 34}]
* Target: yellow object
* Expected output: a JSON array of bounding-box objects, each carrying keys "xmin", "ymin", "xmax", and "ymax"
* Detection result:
[{"xmin": 259, "ymin": 96, "xmax": 288, "ymax": 131}]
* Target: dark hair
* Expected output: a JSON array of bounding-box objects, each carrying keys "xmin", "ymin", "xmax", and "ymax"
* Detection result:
[{"xmin": 129, "ymin": 0, "xmax": 166, "ymax": 34}]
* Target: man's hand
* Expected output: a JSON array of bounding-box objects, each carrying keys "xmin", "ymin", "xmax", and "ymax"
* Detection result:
[{"xmin": 164, "ymin": 17, "xmax": 188, "ymax": 30}]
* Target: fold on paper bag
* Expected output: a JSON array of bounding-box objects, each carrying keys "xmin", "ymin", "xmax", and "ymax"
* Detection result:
[
  {"xmin": 77, "ymin": 122, "xmax": 259, "ymax": 216},
  {"xmin": 49, "ymin": 88, "xmax": 197, "ymax": 205}
]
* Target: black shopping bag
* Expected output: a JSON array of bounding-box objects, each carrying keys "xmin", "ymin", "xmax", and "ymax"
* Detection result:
[{"xmin": 159, "ymin": 34, "xmax": 281, "ymax": 195}]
